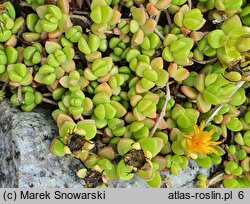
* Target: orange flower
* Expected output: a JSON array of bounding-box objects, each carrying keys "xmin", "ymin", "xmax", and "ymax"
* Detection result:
[{"xmin": 184, "ymin": 121, "xmax": 221, "ymax": 159}]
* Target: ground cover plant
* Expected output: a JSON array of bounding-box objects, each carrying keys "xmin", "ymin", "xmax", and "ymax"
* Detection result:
[{"xmin": 0, "ymin": 0, "xmax": 250, "ymax": 188}]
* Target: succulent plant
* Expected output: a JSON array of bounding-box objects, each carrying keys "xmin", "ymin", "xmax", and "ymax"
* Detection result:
[
  {"xmin": 78, "ymin": 33, "xmax": 107, "ymax": 62},
  {"xmin": 240, "ymin": 4, "xmax": 250, "ymax": 26},
  {"xmin": 36, "ymin": 4, "xmax": 64, "ymax": 32},
  {"xmin": 215, "ymin": 0, "xmax": 242, "ymax": 13},
  {"xmin": 1, "ymin": 0, "xmax": 250, "ymax": 189},
  {"xmin": 60, "ymin": 90, "xmax": 93, "ymax": 119},
  {"xmin": 0, "ymin": 2, "xmax": 17, "ymax": 42},
  {"xmin": 25, "ymin": 0, "xmax": 45, "ymax": 8},
  {"xmin": 45, "ymin": 41, "xmax": 75, "ymax": 67},
  {"xmin": 174, "ymin": 5, "xmax": 206, "ymax": 31},
  {"xmin": 162, "ymin": 34, "xmax": 194, "ymax": 66},
  {"xmin": 34, "ymin": 64, "xmax": 57, "ymax": 85},
  {"xmin": 109, "ymin": 37, "xmax": 129, "ymax": 61},
  {"xmin": 23, "ymin": 43, "xmax": 42, "ymax": 66},
  {"xmin": 7, "ymin": 63, "xmax": 33, "ymax": 86},
  {"xmin": 196, "ymin": 174, "xmax": 207, "ymax": 188},
  {"xmin": 53, "ymin": 113, "xmax": 97, "ymax": 141},
  {"xmin": 90, "ymin": 0, "xmax": 121, "ymax": 35},
  {"xmin": 147, "ymin": 0, "xmax": 172, "ymax": 16},
  {"xmin": 84, "ymin": 57, "xmax": 113, "ymax": 81},
  {"xmin": 10, "ymin": 86, "xmax": 42, "ymax": 111},
  {"xmin": 116, "ymin": 137, "xmax": 163, "ymax": 187},
  {"xmin": 59, "ymin": 70, "xmax": 85, "ymax": 92},
  {"xmin": 212, "ymin": 15, "xmax": 249, "ymax": 66},
  {"xmin": 171, "ymin": 105, "xmax": 199, "ymax": 132},
  {"xmin": 0, "ymin": 46, "xmax": 18, "ymax": 74},
  {"xmin": 165, "ymin": 154, "xmax": 188, "ymax": 176}
]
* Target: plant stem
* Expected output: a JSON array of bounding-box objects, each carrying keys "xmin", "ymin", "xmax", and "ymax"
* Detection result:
[
  {"xmin": 19, "ymin": 1, "xmax": 32, "ymax": 8},
  {"xmin": 154, "ymin": 28, "xmax": 165, "ymax": 40},
  {"xmin": 206, "ymin": 173, "xmax": 224, "ymax": 187},
  {"xmin": 69, "ymin": 15, "xmax": 91, "ymax": 26},
  {"xmin": 42, "ymin": 93, "xmax": 52, "ymax": 97},
  {"xmin": 97, "ymin": 130, "xmax": 103, "ymax": 135},
  {"xmin": 204, "ymin": 80, "xmax": 245, "ymax": 127},
  {"xmin": 188, "ymin": 0, "xmax": 192, "ymax": 9},
  {"xmin": 229, "ymin": 80, "xmax": 245, "ymax": 97},
  {"xmin": 17, "ymin": 24, "xmax": 32, "ymax": 45},
  {"xmin": 193, "ymin": 57, "xmax": 218, "ymax": 65},
  {"xmin": 165, "ymin": 10, "xmax": 172, "ymax": 27},
  {"xmin": 155, "ymin": 11, "xmax": 161, "ymax": 24},
  {"xmin": 72, "ymin": 11, "xmax": 89, "ymax": 15},
  {"xmin": 169, "ymin": 80, "xmax": 176, "ymax": 85},
  {"xmin": 73, "ymin": 55, "xmax": 81, "ymax": 60},
  {"xmin": 115, "ymin": 1, "xmax": 123, "ymax": 12},
  {"xmin": 151, "ymin": 81, "xmax": 175, "ymax": 92},
  {"xmin": 139, "ymin": 3, "xmax": 165, "ymax": 40},
  {"xmin": 150, "ymin": 82, "xmax": 171, "ymax": 137},
  {"xmin": 139, "ymin": 4, "xmax": 149, "ymax": 17},
  {"xmin": 42, "ymin": 98, "xmax": 58, "ymax": 106},
  {"xmin": 105, "ymin": 30, "xmax": 113, "ymax": 34},
  {"xmin": 151, "ymin": 86, "xmax": 163, "ymax": 92},
  {"xmin": 17, "ymin": 86, "xmax": 24, "ymax": 104},
  {"xmin": 1, "ymin": 80, "xmax": 8, "ymax": 91}
]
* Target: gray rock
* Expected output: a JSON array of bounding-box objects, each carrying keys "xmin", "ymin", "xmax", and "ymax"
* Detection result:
[
  {"xmin": 108, "ymin": 160, "xmax": 217, "ymax": 188},
  {"xmin": 0, "ymin": 99, "xmax": 218, "ymax": 188},
  {"xmin": 162, "ymin": 160, "xmax": 217, "ymax": 188},
  {"xmin": 0, "ymin": 99, "xmax": 83, "ymax": 188}
]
